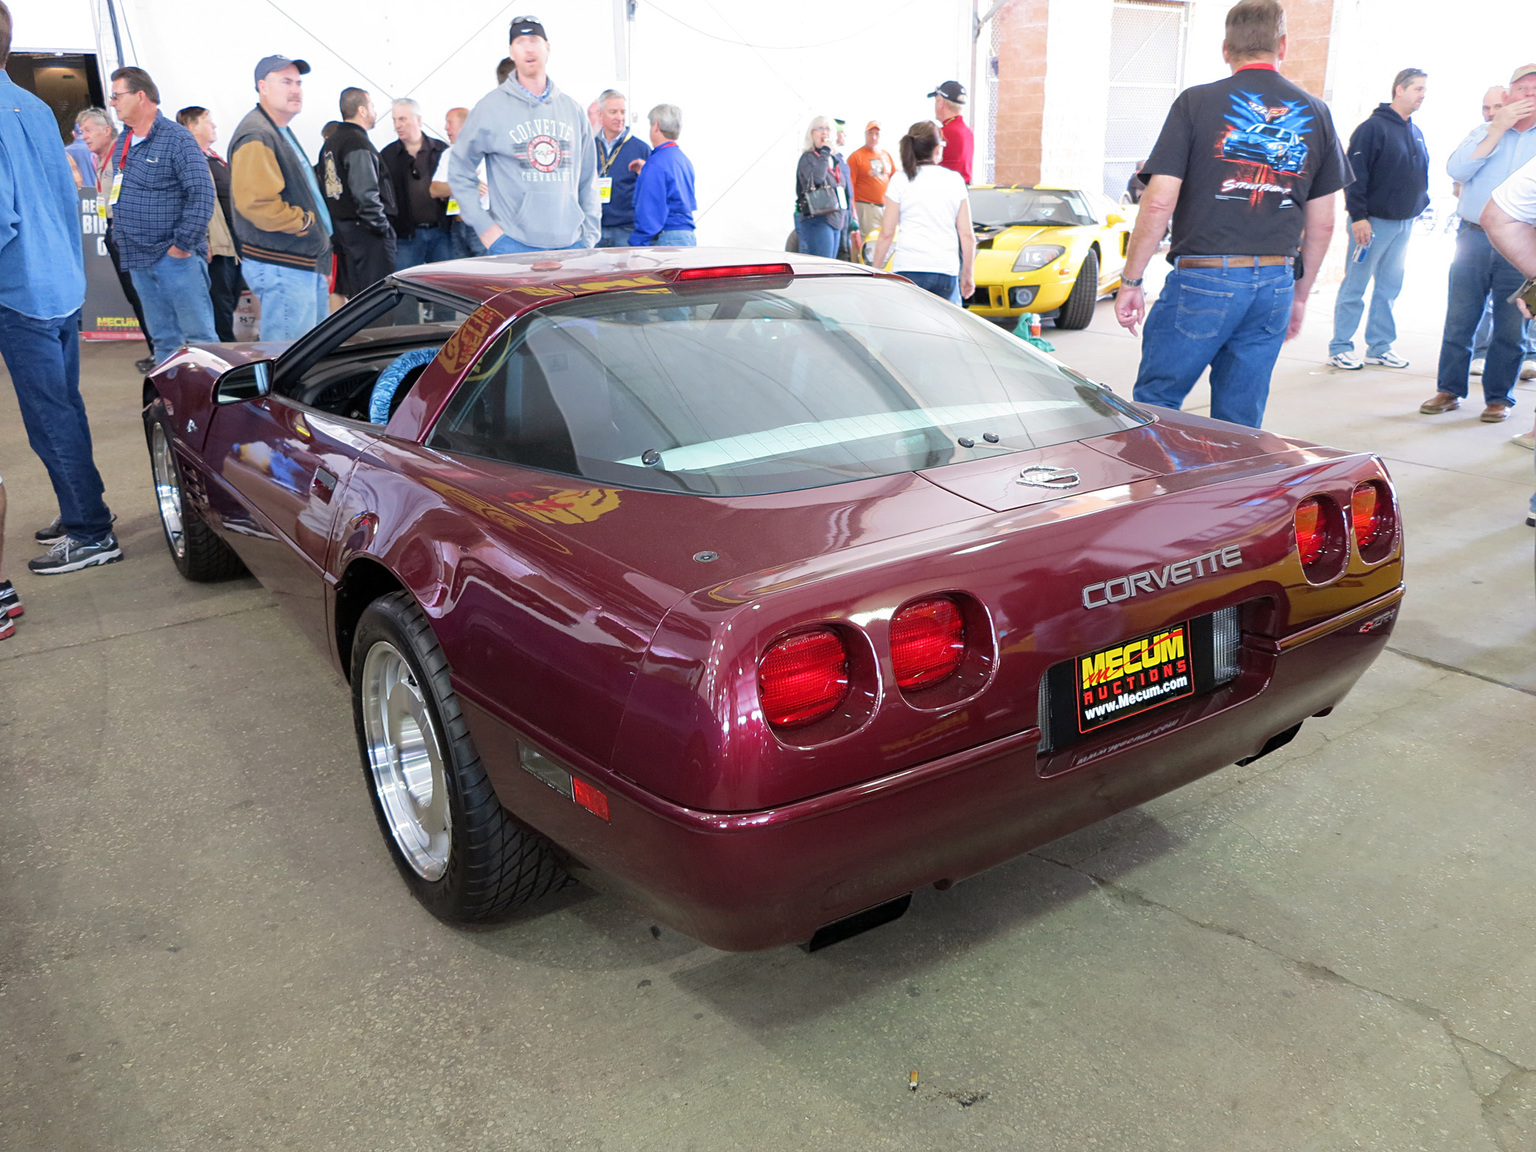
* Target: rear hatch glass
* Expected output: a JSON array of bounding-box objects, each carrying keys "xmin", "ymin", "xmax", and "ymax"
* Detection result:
[{"xmin": 428, "ymin": 274, "xmax": 1148, "ymax": 496}]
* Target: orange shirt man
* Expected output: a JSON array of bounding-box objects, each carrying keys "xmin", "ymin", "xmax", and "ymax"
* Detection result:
[{"xmin": 847, "ymin": 120, "xmax": 896, "ymax": 236}]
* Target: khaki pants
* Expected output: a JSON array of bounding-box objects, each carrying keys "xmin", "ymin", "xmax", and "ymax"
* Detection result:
[{"xmin": 855, "ymin": 200, "xmax": 885, "ymax": 236}]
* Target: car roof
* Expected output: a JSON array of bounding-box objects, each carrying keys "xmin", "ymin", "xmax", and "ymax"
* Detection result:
[{"xmin": 392, "ymin": 248, "xmax": 875, "ymax": 309}]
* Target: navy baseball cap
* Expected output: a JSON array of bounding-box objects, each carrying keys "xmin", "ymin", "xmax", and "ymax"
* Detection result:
[
  {"xmin": 509, "ymin": 15, "xmax": 548, "ymax": 41},
  {"xmin": 927, "ymin": 80, "xmax": 966, "ymax": 104},
  {"xmin": 255, "ymin": 55, "xmax": 310, "ymax": 84}
]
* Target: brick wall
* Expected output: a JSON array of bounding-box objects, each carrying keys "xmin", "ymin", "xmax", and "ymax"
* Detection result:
[
  {"xmin": 1280, "ymin": 0, "xmax": 1337, "ymax": 98},
  {"xmin": 993, "ymin": 0, "xmax": 1049, "ymax": 185}
]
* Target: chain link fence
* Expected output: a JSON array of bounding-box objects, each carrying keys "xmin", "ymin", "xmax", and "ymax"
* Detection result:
[{"xmin": 1103, "ymin": 1, "xmax": 1188, "ymax": 199}]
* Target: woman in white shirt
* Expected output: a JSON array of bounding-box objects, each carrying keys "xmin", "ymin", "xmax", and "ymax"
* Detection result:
[{"xmin": 870, "ymin": 120, "xmax": 975, "ymax": 303}]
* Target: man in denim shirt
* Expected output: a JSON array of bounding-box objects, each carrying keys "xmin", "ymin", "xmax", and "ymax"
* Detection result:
[
  {"xmin": 109, "ymin": 66, "xmax": 217, "ymax": 366},
  {"xmin": 0, "ymin": 1, "xmax": 120, "ymax": 574}
]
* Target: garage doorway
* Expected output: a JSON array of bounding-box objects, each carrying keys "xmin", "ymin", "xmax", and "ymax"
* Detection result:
[
  {"xmin": 1103, "ymin": 1, "xmax": 1187, "ymax": 200},
  {"xmin": 5, "ymin": 52, "xmax": 107, "ymax": 144}
]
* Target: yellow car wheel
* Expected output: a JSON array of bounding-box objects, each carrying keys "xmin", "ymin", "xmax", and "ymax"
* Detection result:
[{"xmin": 1055, "ymin": 249, "xmax": 1099, "ymax": 330}]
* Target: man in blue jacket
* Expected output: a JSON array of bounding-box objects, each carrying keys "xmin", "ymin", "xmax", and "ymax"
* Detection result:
[
  {"xmin": 593, "ymin": 89, "xmax": 650, "ymax": 247},
  {"xmin": 1327, "ymin": 68, "xmax": 1429, "ymax": 371},
  {"xmin": 629, "ymin": 104, "xmax": 696, "ymax": 247},
  {"xmin": 0, "ymin": 1, "xmax": 120, "ymax": 574}
]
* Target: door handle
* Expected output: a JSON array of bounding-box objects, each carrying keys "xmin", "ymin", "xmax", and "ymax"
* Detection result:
[{"xmin": 311, "ymin": 467, "xmax": 338, "ymax": 502}]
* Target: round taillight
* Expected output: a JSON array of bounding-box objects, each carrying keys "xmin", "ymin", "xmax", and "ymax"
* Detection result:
[
  {"xmin": 1352, "ymin": 481, "xmax": 1383, "ymax": 549},
  {"xmin": 890, "ymin": 597, "xmax": 966, "ymax": 690},
  {"xmin": 1294, "ymin": 496, "xmax": 1325, "ymax": 567},
  {"xmin": 758, "ymin": 628, "xmax": 850, "ymax": 728}
]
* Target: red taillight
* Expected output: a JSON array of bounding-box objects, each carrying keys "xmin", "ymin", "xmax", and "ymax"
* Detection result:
[
  {"xmin": 1352, "ymin": 481, "xmax": 1383, "ymax": 548},
  {"xmin": 758, "ymin": 628, "xmax": 850, "ymax": 728},
  {"xmin": 1294, "ymin": 497, "xmax": 1325, "ymax": 566},
  {"xmin": 676, "ymin": 263, "xmax": 793, "ymax": 281},
  {"xmin": 890, "ymin": 597, "xmax": 966, "ymax": 690}
]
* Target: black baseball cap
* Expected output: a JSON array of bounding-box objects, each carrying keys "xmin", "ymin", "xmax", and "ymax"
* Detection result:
[
  {"xmin": 509, "ymin": 15, "xmax": 548, "ymax": 41},
  {"xmin": 255, "ymin": 55, "xmax": 310, "ymax": 84},
  {"xmin": 927, "ymin": 80, "xmax": 966, "ymax": 104}
]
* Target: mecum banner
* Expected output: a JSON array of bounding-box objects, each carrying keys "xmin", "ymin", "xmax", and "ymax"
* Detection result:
[{"xmin": 78, "ymin": 189, "xmax": 143, "ymax": 342}]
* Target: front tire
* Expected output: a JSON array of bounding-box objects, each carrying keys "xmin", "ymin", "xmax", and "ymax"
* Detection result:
[
  {"xmin": 351, "ymin": 591, "xmax": 569, "ymax": 922},
  {"xmin": 1054, "ymin": 249, "xmax": 1100, "ymax": 330},
  {"xmin": 146, "ymin": 414, "xmax": 247, "ymax": 581}
]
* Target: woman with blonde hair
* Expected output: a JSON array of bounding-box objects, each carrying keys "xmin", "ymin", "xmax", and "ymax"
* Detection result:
[
  {"xmin": 792, "ymin": 114, "xmax": 850, "ymax": 258},
  {"xmin": 870, "ymin": 119, "xmax": 974, "ymax": 303}
]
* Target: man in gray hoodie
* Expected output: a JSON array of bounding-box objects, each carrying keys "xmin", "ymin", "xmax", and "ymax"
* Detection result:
[{"xmin": 450, "ymin": 16, "xmax": 600, "ymax": 253}]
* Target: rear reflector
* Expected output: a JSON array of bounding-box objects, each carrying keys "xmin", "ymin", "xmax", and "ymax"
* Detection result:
[
  {"xmin": 1294, "ymin": 497, "xmax": 1325, "ymax": 567},
  {"xmin": 890, "ymin": 597, "xmax": 965, "ymax": 690},
  {"xmin": 758, "ymin": 628, "xmax": 850, "ymax": 728},
  {"xmin": 572, "ymin": 778, "xmax": 610, "ymax": 821},
  {"xmin": 677, "ymin": 263, "xmax": 793, "ymax": 281},
  {"xmin": 1351, "ymin": 481, "xmax": 1383, "ymax": 548}
]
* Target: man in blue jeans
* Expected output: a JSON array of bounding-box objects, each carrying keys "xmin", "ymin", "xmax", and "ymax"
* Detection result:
[
  {"xmin": 0, "ymin": 2, "xmax": 121, "ymax": 574},
  {"xmin": 109, "ymin": 67, "xmax": 218, "ymax": 365},
  {"xmin": 1421, "ymin": 65, "xmax": 1536, "ymax": 422},
  {"xmin": 1327, "ymin": 68, "xmax": 1429, "ymax": 371},
  {"xmin": 628, "ymin": 105, "xmax": 696, "ymax": 247},
  {"xmin": 1114, "ymin": 0, "xmax": 1348, "ymax": 429}
]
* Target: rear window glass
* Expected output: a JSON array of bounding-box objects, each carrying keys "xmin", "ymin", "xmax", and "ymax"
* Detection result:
[{"xmin": 427, "ymin": 275, "xmax": 1147, "ymax": 496}]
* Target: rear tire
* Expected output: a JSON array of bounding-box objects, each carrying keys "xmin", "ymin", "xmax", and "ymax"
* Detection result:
[
  {"xmin": 146, "ymin": 414, "xmax": 247, "ymax": 581},
  {"xmin": 351, "ymin": 591, "xmax": 569, "ymax": 923},
  {"xmin": 1054, "ymin": 249, "xmax": 1100, "ymax": 330}
]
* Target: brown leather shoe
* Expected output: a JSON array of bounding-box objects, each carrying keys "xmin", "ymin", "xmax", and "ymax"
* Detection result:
[
  {"xmin": 1419, "ymin": 392, "xmax": 1462, "ymax": 414},
  {"xmin": 1481, "ymin": 402, "xmax": 1512, "ymax": 423}
]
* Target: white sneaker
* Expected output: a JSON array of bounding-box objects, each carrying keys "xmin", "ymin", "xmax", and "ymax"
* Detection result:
[
  {"xmin": 1522, "ymin": 361, "xmax": 1536, "ymax": 380},
  {"xmin": 1470, "ymin": 358, "xmax": 1485, "ymax": 376},
  {"xmin": 1327, "ymin": 352, "xmax": 1363, "ymax": 370},
  {"xmin": 1365, "ymin": 351, "xmax": 1409, "ymax": 368},
  {"xmin": 1512, "ymin": 430, "xmax": 1536, "ymax": 451}
]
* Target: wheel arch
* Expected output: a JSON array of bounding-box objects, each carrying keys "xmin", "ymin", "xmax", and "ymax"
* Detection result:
[{"xmin": 334, "ymin": 556, "xmax": 412, "ymax": 681}]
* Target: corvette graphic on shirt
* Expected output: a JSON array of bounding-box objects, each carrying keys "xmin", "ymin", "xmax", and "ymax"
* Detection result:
[{"xmin": 1215, "ymin": 91, "xmax": 1313, "ymax": 206}]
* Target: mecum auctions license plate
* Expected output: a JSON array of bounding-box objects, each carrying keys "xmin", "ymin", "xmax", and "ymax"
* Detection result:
[{"xmin": 1076, "ymin": 622, "xmax": 1194, "ymax": 734}]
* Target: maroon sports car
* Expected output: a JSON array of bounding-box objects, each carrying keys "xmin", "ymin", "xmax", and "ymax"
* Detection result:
[{"xmin": 143, "ymin": 248, "xmax": 1404, "ymax": 951}]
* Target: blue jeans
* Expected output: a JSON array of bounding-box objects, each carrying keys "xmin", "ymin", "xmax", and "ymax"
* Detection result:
[
  {"xmin": 0, "ymin": 306, "xmax": 112, "ymax": 542},
  {"xmin": 396, "ymin": 227, "xmax": 455, "ymax": 269},
  {"xmin": 1132, "ymin": 263, "xmax": 1294, "ymax": 429},
  {"xmin": 597, "ymin": 225, "xmax": 631, "ymax": 248},
  {"xmin": 450, "ymin": 220, "xmax": 486, "ymax": 260},
  {"xmin": 1329, "ymin": 216, "xmax": 1412, "ymax": 357},
  {"xmin": 1471, "ymin": 295, "xmax": 1534, "ymax": 359},
  {"xmin": 654, "ymin": 229, "xmax": 697, "ymax": 246},
  {"xmin": 242, "ymin": 260, "xmax": 329, "ymax": 342},
  {"xmin": 130, "ymin": 251, "xmax": 219, "ymax": 365},
  {"xmin": 899, "ymin": 271, "xmax": 958, "ymax": 300},
  {"xmin": 1436, "ymin": 222, "xmax": 1524, "ymax": 406},
  {"xmin": 794, "ymin": 213, "xmax": 839, "ymax": 258}
]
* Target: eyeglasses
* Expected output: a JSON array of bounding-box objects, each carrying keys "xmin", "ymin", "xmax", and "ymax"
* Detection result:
[{"xmin": 108, "ymin": 91, "xmax": 129, "ymax": 102}]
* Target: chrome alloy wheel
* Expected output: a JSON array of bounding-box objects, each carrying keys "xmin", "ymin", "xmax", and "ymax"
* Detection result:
[
  {"xmin": 360, "ymin": 641, "xmax": 451, "ymax": 880},
  {"xmin": 149, "ymin": 422, "xmax": 186, "ymax": 560}
]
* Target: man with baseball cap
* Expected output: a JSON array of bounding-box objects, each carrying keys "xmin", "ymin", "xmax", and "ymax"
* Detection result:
[
  {"xmin": 847, "ymin": 120, "xmax": 895, "ymax": 240},
  {"xmin": 449, "ymin": 15, "xmax": 600, "ymax": 253},
  {"xmin": 1420, "ymin": 63, "xmax": 1536, "ymax": 423},
  {"xmin": 929, "ymin": 80, "xmax": 973, "ymax": 185},
  {"xmin": 229, "ymin": 54, "xmax": 334, "ymax": 340}
]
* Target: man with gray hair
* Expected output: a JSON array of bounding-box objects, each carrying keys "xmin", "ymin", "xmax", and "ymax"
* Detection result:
[
  {"xmin": 593, "ymin": 88, "xmax": 650, "ymax": 247},
  {"xmin": 628, "ymin": 103, "xmax": 695, "ymax": 247},
  {"xmin": 382, "ymin": 97, "xmax": 451, "ymax": 267}
]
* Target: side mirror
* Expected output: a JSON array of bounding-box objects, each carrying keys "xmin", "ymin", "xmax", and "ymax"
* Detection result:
[
  {"xmin": 215, "ymin": 360, "xmax": 272, "ymax": 404},
  {"xmin": 1105, "ymin": 212, "xmax": 1126, "ymax": 227}
]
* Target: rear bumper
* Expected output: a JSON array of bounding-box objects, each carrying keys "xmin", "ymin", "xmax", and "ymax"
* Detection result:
[{"xmin": 468, "ymin": 588, "xmax": 1400, "ymax": 951}]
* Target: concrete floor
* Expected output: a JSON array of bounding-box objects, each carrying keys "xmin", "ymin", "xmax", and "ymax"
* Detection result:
[{"xmin": 2, "ymin": 233, "xmax": 1534, "ymax": 1151}]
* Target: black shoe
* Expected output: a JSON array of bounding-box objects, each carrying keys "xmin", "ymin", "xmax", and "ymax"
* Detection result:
[
  {"xmin": 135, "ymin": 355, "xmax": 156, "ymax": 374},
  {"xmin": 29, "ymin": 533, "xmax": 123, "ymax": 575},
  {"xmin": 1527, "ymin": 514, "xmax": 1536, "ymax": 528},
  {"xmin": 35, "ymin": 512, "xmax": 115, "ymax": 546}
]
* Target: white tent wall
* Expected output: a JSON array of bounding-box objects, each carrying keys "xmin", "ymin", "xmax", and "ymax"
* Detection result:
[{"xmin": 39, "ymin": 0, "xmax": 971, "ymax": 251}]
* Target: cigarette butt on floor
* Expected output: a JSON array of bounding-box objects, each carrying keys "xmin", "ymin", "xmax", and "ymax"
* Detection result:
[{"xmin": 909, "ymin": 1069, "xmax": 919, "ymax": 1091}]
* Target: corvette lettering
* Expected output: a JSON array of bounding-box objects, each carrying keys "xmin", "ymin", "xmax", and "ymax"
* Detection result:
[{"xmin": 1082, "ymin": 545, "xmax": 1243, "ymax": 609}]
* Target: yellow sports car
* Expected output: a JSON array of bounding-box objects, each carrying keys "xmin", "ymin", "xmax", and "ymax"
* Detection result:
[{"xmin": 965, "ymin": 186, "xmax": 1133, "ymax": 329}]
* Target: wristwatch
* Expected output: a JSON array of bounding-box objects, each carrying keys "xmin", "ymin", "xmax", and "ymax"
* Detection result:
[{"xmin": 1121, "ymin": 276, "xmax": 1144, "ymax": 288}]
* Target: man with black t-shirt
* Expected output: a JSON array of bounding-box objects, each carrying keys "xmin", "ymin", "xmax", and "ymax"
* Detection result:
[{"xmin": 1114, "ymin": 0, "xmax": 1349, "ymax": 429}]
